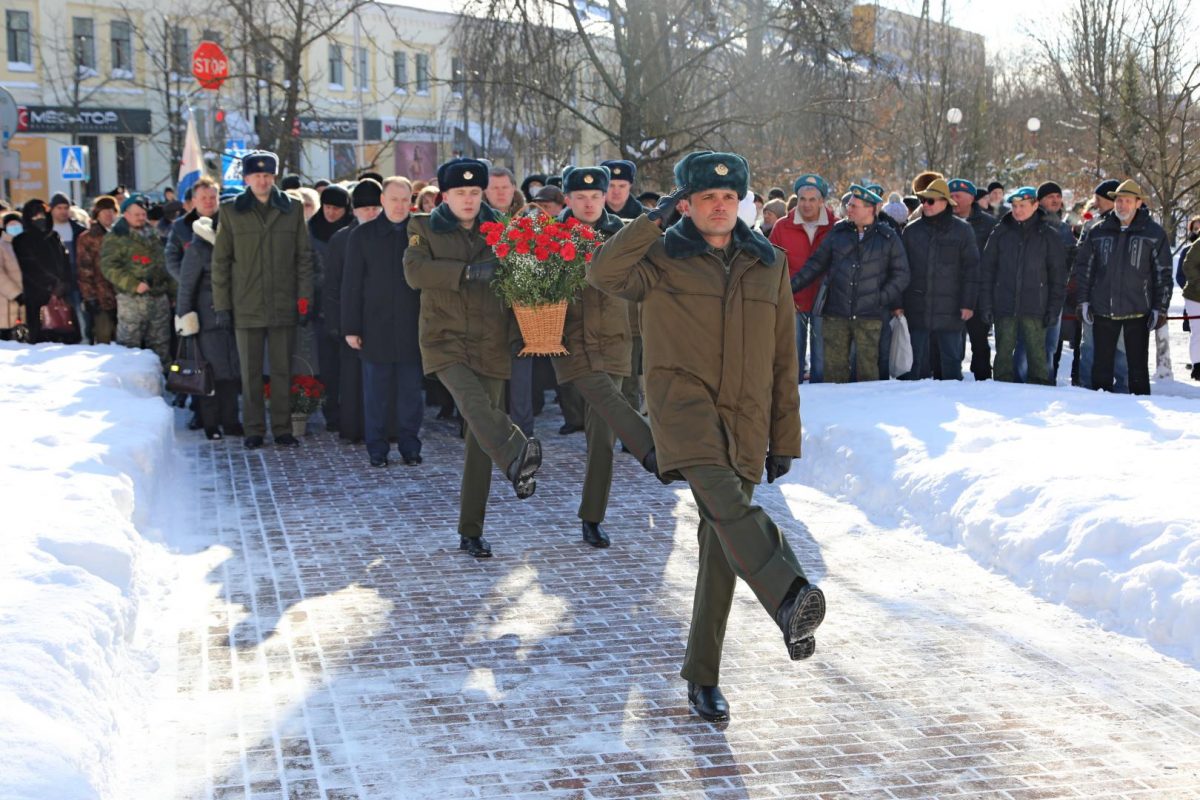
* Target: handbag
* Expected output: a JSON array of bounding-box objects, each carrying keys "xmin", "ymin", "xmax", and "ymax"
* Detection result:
[
  {"xmin": 39, "ymin": 294, "xmax": 77, "ymax": 333},
  {"xmin": 166, "ymin": 335, "xmax": 215, "ymax": 396},
  {"xmin": 889, "ymin": 314, "xmax": 914, "ymax": 378}
]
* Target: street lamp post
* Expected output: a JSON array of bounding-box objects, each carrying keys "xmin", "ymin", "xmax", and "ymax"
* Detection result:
[
  {"xmin": 1027, "ymin": 116, "xmax": 1041, "ymax": 155},
  {"xmin": 946, "ymin": 107, "xmax": 962, "ymax": 172}
]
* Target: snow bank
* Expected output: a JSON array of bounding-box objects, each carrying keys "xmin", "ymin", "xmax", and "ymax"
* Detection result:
[
  {"xmin": 785, "ymin": 379, "xmax": 1200, "ymax": 664},
  {"xmin": 0, "ymin": 343, "xmax": 175, "ymax": 800}
]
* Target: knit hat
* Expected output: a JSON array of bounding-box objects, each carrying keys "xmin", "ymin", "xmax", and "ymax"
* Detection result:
[
  {"xmin": 49, "ymin": 192, "xmax": 72, "ymax": 208},
  {"xmin": 1093, "ymin": 179, "xmax": 1121, "ymax": 199},
  {"xmin": 882, "ymin": 201, "xmax": 909, "ymax": 225},
  {"xmin": 1036, "ymin": 181, "xmax": 1063, "ymax": 200},
  {"xmin": 319, "ymin": 185, "xmax": 351, "ymax": 208},
  {"xmin": 280, "ymin": 174, "xmax": 302, "ymax": 191},
  {"xmin": 986, "ymin": 181, "xmax": 1005, "ymax": 193},
  {"xmin": 350, "ymin": 179, "xmax": 383, "ymax": 208}
]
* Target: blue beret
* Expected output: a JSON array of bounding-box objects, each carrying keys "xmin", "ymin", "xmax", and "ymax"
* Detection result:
[
  {"xmin": 241, "ymin": 151, "xmax": 279, "ymax": 176},
  {"xmin": 120, "ymin": 193, "xmax": 149, "ymax": 213},
  {"xmin": 673, "ymin": 151, "xmax": 750, "ymax": 199},
  {"xmin": 562, "ymin": 165, "xmax": 610, "ymax": 194},
  {"xmin": 947, "ymin": 178, "xmax": 977, "ymax": 196},
  {"xmin": 848, "ymin": 184, "xmax": 884, "ymax": 205},
  {"xmin": 864, "ymin": 182, "xmax": 885, "ymax": 197},
  {"xmin": 1006, "ymin": 186, "xmax": 1037, "ymax": 203},
  {"xmin": 437, "ymin": 158, "xmax": 489, "ymax": 191},
  {"xmin": 792, "ymin": 174, "xmax": 829, "ymax": 198},
  {"xmin": 600, "ymin": 159, "xmax": 636, "ymax": 183}
]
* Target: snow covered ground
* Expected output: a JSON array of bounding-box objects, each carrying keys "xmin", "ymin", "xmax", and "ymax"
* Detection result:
[
  {"xmin": 0, "ymin": 343, "xmax": 183, "ymax": 800},
  {"xmin": 784, "ymin": 297, "xmax": 1200, "ymax": 666}
]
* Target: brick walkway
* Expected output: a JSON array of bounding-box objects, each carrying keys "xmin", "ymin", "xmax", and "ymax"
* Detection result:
[{"xmin": 145, "ymin": 403, "xmax": 1200, "ymax": 800}]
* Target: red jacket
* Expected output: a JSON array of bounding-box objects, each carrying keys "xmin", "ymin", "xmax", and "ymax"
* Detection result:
[{"xmin": 769, "ymin": 208, "xmax": 834, "ymax": 312}]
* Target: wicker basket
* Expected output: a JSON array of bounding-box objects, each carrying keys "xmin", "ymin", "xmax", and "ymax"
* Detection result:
[{"xmin": 512, "ymin": 301, "xmax": 570, "ymax": 356}]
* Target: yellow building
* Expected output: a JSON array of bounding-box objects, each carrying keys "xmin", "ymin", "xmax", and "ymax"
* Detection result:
[{"xmin": 1, "ymin": 0, "xmax": 610, "ymax": 205}]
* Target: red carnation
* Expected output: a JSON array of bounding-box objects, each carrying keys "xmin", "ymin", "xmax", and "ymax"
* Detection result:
[
  {"xmin": 495, "ymin": 243, "xmax": 511, "ymax": 258},
  {"xmin": 534, "ymin": 246, "xmax": 550, "ymax": 261},
  {"xmin": 486, "ymin": 231, "xmax": 502, "ymax": 246},
  {"xmin": 579, "ymin": 228, "xmax": 596, "ymax": 241},
  {"xmin": 516, "ymin": 241, "xmax": 531, "ymax": 255},
  {"xmin": 584, "ymin": 253, "xmax": 593, "ymax": 263},
  {"xmin": 561, "ymin": 242, "xmax": 577, "ymax": 261}
]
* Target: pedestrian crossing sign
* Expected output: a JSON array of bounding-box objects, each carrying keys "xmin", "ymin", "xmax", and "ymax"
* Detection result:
[{"xmin": 59, "ymin": 145, "xmax": 89, "ymax": 181}]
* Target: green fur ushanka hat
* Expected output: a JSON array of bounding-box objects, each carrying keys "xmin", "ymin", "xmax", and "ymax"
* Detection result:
[{"xmin": 673, "ymin": 151, "xmax": 750, "ymax": 199}]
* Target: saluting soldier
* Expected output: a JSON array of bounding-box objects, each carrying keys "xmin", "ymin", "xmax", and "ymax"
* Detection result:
[
  {"xmin": 555, "ymin": 165, "xmax": 667, "ymax": 549},
  {"xmin": 403, "ymin": 158, "xmax": 542, "ymax": 559},
  {"xmin": 589, "ymin": 151, "xmax": 826, "ymax": 723}
]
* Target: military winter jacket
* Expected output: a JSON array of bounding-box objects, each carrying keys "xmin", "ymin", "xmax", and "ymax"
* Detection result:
[
  {"xmin": 607, "ymin": 195, "xmax": 645, "ymax": 221},
  {"xmin": 76, "ymin": 222, "xmax": 117, "ymax": 310},
  {"xmin": 901, "ymin": 208, "xmax": 981, "ymax": 331},
  {"xmin": 1182, "ymin": 239, "xmax": 1200, "ymax": 303},
  {"xmin": 554, "ymin": 209, "xmax": 632, "ymax": 384},
  {"xmin": 99, "ymin": 218, "xmax": 174, "ymax": 297},
  {"xmin": 588, "ymin": 214, "xmax": 801, "ymax": 484},
  {"xmin": 979, "ymin": 208, "xmax": 1068, "ymax": 321},
  {"xmin": 342, "ymin": 214, "xmax": 421, "ymax": 364},
  {"xmin": 1074, "ymin": 206, "xmax": 1172, "ymax": 317},
  {"xmin": 958, "ymin": 203, "xmax": 997, "ymax": 259},
  {"xmin": 791, "ymin": 219, "xmax": 910, "ymax": 319},
  {"xmin": 403, "ymin": 203, "xmax": 515, "ymax": 380},
  {"xmin": 211, "ymin": 186, "xmax": 314, "ymax": 328}
]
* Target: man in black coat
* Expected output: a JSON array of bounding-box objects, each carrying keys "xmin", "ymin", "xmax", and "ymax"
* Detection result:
[
  {"xmin": 978, "ymin": 187, "xmax": 1067, "ymax": 385},
  {"xmin": 325, "ymin": 180, "xmax": 383, "ymax": 443},
  {"xmin": 899, "ymin": 178, "xmax": 981, "ymax": 381},
  {"xmin": 791, "ymin": 184, "xmax": 910, "ymax": 382},
  {"xmin": 342, "ymin": 177, "xmax": 423, "ymax": 468},
  {"xmin": 1074, "ymin": 180, "xmax": 1172, "ymax": 395},
  {"xmin": 949, "ymin": 179, "xmax": 997, "ymax": 380},
  {"xmin": 309, "ymin": 185, "xmax": 352, "ymax": 431},
  {"xmin": 48, "ymin": 193, "xmax": 88, "ymax": 340}
]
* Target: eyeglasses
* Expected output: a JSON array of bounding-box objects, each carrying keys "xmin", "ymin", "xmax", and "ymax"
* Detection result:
[{"xmin": 921, "ymin": 198, "xmax": 941, "ymax": 206}]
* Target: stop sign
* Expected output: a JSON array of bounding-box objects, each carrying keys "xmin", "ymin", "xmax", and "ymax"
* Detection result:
[{"xmin": 192, "ymin": 41, "xmax": 229, "ymax": 91}]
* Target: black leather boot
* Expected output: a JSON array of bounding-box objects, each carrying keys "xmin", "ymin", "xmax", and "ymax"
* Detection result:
[
  {"xmin": 581, "ymin": 521, "xmax": 610, "ymax": 548},
  {"xmin": 687, "ymin": 682, "xmax": 729, "ymax": 722},
  {"xmin": 243, "ymin": 435, "xmax": 264, "ymax": 450},
  {"xmin": 774, "ymin": 582, "xmax": 826, "ymax": 661},
  {"xmin": 641, "ymin": 447, "xmax": 675, "ymax": 485},
  {"xmin": 459, "ymin": 536, "xmax": 493, "ymax": 558},
  {"xmin": 505, "ymin": 438, "xmax": 541, "ymax": 499}
]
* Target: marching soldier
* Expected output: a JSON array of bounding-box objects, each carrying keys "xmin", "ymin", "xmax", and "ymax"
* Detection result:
[
  {"xmin": 589, "ymin": 151, "xmax": 826, "ymax": 723},
  {"xmin": 555, "ymin": 165, "xmax": 667, "ymax": 549},
  {"xmin": 403, "ymin": 158, "xmax": 542, "ymax": 559}
]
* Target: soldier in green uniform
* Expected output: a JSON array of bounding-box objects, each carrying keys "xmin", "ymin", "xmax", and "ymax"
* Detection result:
[
  {"xmin": 589, "ymin": 151, "xmax": 826, "ymax": 723},
  {"xmin": 403, "ymin": 158, "xmax": 542, "ymax": 560},
  {"xmin": 555, "ymin": 165, "xmax": 667, "ymax": 549},
  {"xmin": 211, "ymin": 151, "xmax": 314, "ymax": 449}
]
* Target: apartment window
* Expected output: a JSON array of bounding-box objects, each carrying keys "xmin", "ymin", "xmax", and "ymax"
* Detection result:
[
  {"xmin": 328, "ymin": 42, "xmax": 344, "ymax": 87},
  {"xmin": 451, "ymin": 56, "xmax": 464, "ymax": 96},
  {"xmin": 354, "ymin": 46, "xmax": 368, "ymax": 91},
  {"xmin": 6, "ymin": 10, "xmax": 31, "ymax": 67},
  {"xmin": 415, "ymin": 53, "xmax": 430, "ymax": 94},
  {"xmin": 116, "ymin": 136, "xmax": 137, "ymax": 189},
  {"xmin": 73, "ymin": 18, "xmax": 96, "ymax": 71},
  {"xmin": 111, "ymin": 19, "xmax": 133, "ymax": 76},
  {"xmin": 170, "ymin": 26, "xmax": 190, "ymax": 75},
  {"xmin": 392, "ymin": 51, "xmax": 407, "ymax": 91}
]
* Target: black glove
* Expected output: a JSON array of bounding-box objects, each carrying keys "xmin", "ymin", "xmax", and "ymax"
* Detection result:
[
  {"xmin": 213, "ymin": 310, "xmax": 233, "ymax": 330},
  {"xmin": 647, "ymin": 187, "xmax": 688, "ymax": 225},
  {"xmin": 765, "ymin": 455, "xmax": 793, "ymax": 484},
  {"xmin": 464, "ymin": 260, "xmax": 498, "ymax": 284}
]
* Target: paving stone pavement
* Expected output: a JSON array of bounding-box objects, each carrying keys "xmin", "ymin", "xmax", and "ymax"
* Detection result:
[{"xmin": 146, "ymin": 401, "xmax": 1200, "ymax": 800}]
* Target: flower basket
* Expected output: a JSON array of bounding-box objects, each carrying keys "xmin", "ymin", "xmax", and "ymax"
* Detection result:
[
  {"xmin": 267, "ymin": 374, "xmax": 325, "ymax": 436},
  {"xmin": 479, "ymin": 209, "xmax": 600, "ymax": 357},
  {"xmin": 511, "ymin": 300, "xmax": 570, "ymax": 356}
]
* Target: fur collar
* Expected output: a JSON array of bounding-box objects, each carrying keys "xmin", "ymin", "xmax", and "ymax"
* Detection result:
[
  {"xmin": 232, "ymin": 185, "xmax": 294, "ymax": 214},
  {"xmin": 429, "ymin": 201, "xmax": 499, "ymax": 234},
  {"xmin": 663, "ymin": 215, "xmax": 777, "ymax": 265},
  {"xmin": 192, "ymin": 214, "xmax": 218, "ymax": 245}
]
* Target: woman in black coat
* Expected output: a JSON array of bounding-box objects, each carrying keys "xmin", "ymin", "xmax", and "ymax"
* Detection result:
[
  {"xmin": 177, "ymin": 214, "xmax": 242, "ymax": 439},
  {"xmin": 12, "ymin": 199, "xmax": 79, "ymax": 344}
]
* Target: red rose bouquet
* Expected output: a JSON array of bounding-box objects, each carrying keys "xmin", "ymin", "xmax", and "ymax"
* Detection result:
[{"xmin": 478, "ymin": 209, "xmax": 600, "ymax": 355}]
